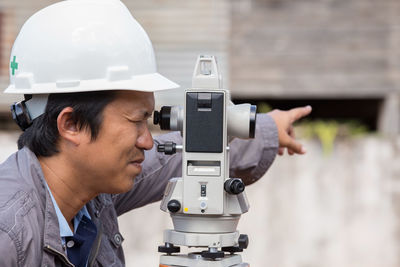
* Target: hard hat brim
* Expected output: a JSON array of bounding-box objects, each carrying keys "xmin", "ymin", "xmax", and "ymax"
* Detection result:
[{"xmin": 4, "ymin": 73, "xmax": 179, "ymax": 94}]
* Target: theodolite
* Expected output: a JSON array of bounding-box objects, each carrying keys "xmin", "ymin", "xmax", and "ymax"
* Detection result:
[{"xmin": 153, "ymin": 55, "xmax": 257, "ymax": 267}]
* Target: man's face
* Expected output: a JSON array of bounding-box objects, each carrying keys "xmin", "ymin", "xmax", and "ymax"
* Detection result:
[{"xmin": 72, "ymin": 90, "xmax": 155, "ymax": 194}]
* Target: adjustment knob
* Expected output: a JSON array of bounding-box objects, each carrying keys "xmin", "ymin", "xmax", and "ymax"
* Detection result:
[
  {"xmin": 157, "ymin": 142, "xmax": 177, "ymax": 155},
  {"xmin": 11, "ymin": 101, "xmax": 32, "ymax": 131},
  {"xmin": 201, "ymin": 250, "xmax": 225, "ymax": 260},
  {"xmin": 238, "ymin": 234, "xmax": 249, "ymax": 249},
  {"xmin": 224, "ymin": 178, "xmax": 245, "ymax": 195},
  {"xmin": 167, "ymin": 200, "xmax": 181, "ymax": 213},
  {"xmin": 158, "ymin": 242, "xmax": 180, "ymax": 254},
  {"xmin": 221, "ymin": 246, "xmax": 243, "ymax": 254}
]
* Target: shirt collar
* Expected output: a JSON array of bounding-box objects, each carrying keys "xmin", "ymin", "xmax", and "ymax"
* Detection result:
[
  {"xmin": 73, "ymin": 204, "xmax": 91, "ymax": 232},
  {"xmin": 44, "ymin": 181, "xmax": 91, "ymax": 238}
]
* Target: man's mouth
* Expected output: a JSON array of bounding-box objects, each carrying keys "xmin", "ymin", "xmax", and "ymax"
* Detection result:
[{"xmin": 129, "ymin": 158, "xmax": 144, "ymax": 167}]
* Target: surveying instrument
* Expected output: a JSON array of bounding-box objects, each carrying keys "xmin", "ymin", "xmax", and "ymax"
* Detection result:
[{"xmin": 154, "ymin": 55, "xmax": 257, "ymax": 267}]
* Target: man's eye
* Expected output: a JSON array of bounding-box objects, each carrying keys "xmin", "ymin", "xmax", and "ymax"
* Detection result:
[{"xmin": 129, "ymin": 119, "xmax": 147, "ymax": 124}]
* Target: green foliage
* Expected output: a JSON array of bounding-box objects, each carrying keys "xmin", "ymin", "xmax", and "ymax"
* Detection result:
[
  {"xmin": 296, "ymin": 120, "xmax": 369, "ymax": 156},
  {"xmin": 257, "ymin": 102, "xmax": 272, "ymax": 113},
  {"xmin": 313, "ymin": 121, "xmax": 338, "ymax": 156}
]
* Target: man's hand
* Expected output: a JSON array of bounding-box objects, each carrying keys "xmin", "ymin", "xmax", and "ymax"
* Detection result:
[{"xmin": 268, "ymin": 106, "xmax": 312, "ymax": 156}]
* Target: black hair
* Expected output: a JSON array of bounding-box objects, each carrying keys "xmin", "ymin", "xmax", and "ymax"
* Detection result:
[{"xmin": 17, "ymin": 91, "xmax": 117, "ymax": 157}]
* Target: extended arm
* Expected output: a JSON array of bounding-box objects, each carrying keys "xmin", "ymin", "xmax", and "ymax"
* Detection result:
[{"xmin": 113, "ymin": 113, "xmax": 279, "ymax": 215}]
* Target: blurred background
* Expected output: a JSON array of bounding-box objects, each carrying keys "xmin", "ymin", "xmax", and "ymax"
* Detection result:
[{"xmin": 1, "ymin": 0, "xmax": 400, "ymax": 266}]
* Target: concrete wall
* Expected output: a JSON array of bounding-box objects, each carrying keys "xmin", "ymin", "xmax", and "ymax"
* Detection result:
[
  {"xmin": 120, "ymin": 136, "xmax": 400, "ymax": 267},
  {"xmin": 2, "ymin": 132, "xmax": 400, "ymax": 267}
]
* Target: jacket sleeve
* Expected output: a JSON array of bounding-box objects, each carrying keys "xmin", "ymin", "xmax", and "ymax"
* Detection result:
[
  {"xmin": 113, "ymin": 113, "xmax": 279, "ymax": 216},
  {"xmin": 229, "ymin": 113, "xmax": 279, "ymax": 185},
  {"xmin": 0, "ymin": 231, "xmax": 18, "ymax": 267}
]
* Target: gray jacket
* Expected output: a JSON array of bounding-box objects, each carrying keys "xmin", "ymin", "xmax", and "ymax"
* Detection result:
[{"xmin": 0, "ymin": 114, "xmax": 278, "ymax": 267}]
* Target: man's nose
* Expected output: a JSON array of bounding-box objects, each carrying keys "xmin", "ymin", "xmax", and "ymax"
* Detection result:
[{"xmin": 137, "ymin": 125, "xmax": 154, "ymax": 150}]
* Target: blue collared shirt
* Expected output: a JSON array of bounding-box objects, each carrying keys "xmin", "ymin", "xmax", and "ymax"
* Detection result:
[
  {"xmin": 44, "ymin": 181, "xmax": 98, "ymax": 267},
  {"xmin": 45, "ymin": 182, "xmax": 92, "ymax": 244}
]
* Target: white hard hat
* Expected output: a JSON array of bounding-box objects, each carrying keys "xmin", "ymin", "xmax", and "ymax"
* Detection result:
[{"xmin": 5, "ymin": 0, "xmax": 179, "ymax": 94}]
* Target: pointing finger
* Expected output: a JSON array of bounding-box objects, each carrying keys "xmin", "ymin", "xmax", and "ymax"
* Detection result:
[{"xmin": 289, "ymin": 105, "xmax": 312, "ymax": 123}]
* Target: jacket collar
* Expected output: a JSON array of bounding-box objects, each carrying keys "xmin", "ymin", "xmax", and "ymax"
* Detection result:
[
  {"xmin": 19, "ymin": 148, "xmax": 66, "ymax": 252},
  {"xmin": 18, "ymin": 147, "xmax": 112, "ymax": 252}
]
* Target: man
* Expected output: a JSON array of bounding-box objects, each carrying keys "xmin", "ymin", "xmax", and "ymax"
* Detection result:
[{"xmin": 0, "ymin": 0, "xmax": 311, "ymax": 266}]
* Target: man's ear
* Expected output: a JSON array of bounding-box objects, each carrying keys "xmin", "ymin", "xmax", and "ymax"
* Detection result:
[{"xmin": 57, "ymin": 107, "xmax": 81, "ymax": 146}]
